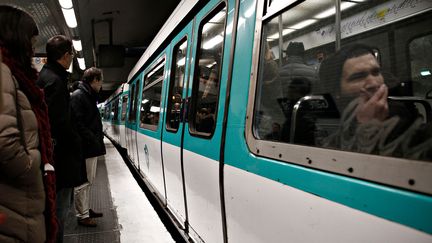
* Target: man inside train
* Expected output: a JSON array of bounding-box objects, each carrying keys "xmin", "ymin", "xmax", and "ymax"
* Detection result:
[
  {"xmin": 318, "ymin": 43, "xmax": 432, "ymax": 160},
  {"xmin": 266, "ymin": 42, "xmax": 317, "ymax": 144}
]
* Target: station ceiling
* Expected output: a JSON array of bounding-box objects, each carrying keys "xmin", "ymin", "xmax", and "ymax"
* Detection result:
[{"xmin": 1, "ymin": 0, "xmax": 179, "ymax": 100}]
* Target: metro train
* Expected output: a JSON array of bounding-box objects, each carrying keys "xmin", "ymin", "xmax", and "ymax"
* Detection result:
[{"xmin": 102, "ymin": 0, "xmax": 432, "ymax": 242}]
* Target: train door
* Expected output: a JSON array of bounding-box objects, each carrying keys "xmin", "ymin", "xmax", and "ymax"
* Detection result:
[
  {"xmin": 120, "ymin": 92, "xmax": 128, "ymax": 148},
  {"xmin": 126, "ymin": 77, "xmax": 141, "ymax": 169},
  {"xmin": 136, "ymin": 56, "xmax": 167, "ymax": 200},
  {"xmin": 161, "ymin": 23, "xmax": 193, "ymax": 229},
  {"xmin": 181, "ymin": 1, "xmax": 233, "ymax": 241}
]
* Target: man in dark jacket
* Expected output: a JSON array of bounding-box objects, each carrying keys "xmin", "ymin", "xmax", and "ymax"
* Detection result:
[
  {"xmin": 71, "ymin": 67, "xmax": 106, "ymax": 227},
  {"xmin": 36, "ymin": 35, "xmax": 87, "ymax": 243},
  {"xmin": 271, "ymin": 42, "xmax": 318, "ymax": 144}
]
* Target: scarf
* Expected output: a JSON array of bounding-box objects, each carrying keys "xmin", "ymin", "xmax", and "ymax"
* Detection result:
[{"xmin": 1, "ymin": 46, "xmax": 58, "ymax": 243}]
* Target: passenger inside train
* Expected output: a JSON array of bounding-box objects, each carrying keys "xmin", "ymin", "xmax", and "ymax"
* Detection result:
[
  {"xmin": 318, "ymin": 43, "xmax": 432, "ymax": 159},
  {"xmin": 254, "ymin": 0, "xmax": 432, "ymax": 161}
]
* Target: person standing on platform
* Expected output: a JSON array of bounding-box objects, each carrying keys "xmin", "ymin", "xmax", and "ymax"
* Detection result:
[
  {"xmin": 71, "ymin": 67, "xmax": 106, "ymax": 227},
  {"xmin": 0, "ymin": 5, "xmax": 57, "ymax": 242},
  {"xmin": 37, "ymin": 35, "xmax": 87, "ymax": 242}
]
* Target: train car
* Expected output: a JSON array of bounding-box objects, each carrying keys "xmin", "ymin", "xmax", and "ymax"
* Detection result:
[
  {"xmin": 104, "ymin": 83, "xmax": 130, "ymax": 147},
  {"xmin": 103, "ymin": 0, "xmax": 432, "ymax": 242}
]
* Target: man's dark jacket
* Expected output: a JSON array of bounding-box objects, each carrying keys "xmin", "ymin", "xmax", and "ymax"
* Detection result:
[
  {"xmin": 70, "ymin": 82, "xmax": 106, "ymax": 158},
  {"xmin": 37, "ymin": 61, "xmax": 87, "ymax": 189}
]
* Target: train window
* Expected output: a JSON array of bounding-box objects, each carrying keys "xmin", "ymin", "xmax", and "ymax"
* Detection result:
[
  {"xmin": 254, "ymin": 0, "xmax": 432, "ymax": 161},
  {"xmin": 409, "ymin": 34, "xmax": 432, "ymax": 97},
  {"xmin": 111, "ymin": 102, "xmax": 116, "ymax": 121},
  {"xmin": 128, "ymin": 82, "xmax": 140, "ymax": 122},
  {"xmin": 190, "ymin": 3, "xmax": 227, "ymax": 136},
  {"xmin": 105, "ymin": 105, "xmax": 110, "ymax": 120},
  {"xmin": 166, "ymin": 38, "xmax": 187, "ymax": 132},
  {"xmin": 139, "ymin": 60, "xmax": 165, "ymax": 130},
  {"xmin": 121, "ymin": 94, "xmax": 128, "ymax": 121},
  {"xmin": 113, "ymin": 99, "xmax": 119, "ymax": 122}
]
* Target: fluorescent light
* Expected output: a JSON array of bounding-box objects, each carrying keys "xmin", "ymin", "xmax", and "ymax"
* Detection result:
[
  {"xmin": 179, "ymin": 41, "xmax": 187, "ymax": 50},
  {"xmin": 177, "ymin": 57, "xmax": 185, "ymax": 66},
  {"xmin": 314, "ymin": 2, "xmax": 357, "ymax": 19},
  {"xmin": 72, "ymin": 39, "xmax": 82, "ymax": 51},
  {"xmin": 203, "ymin": 35, "xmax": 223, "ymax": 50},
  {"xmin": 203, "ymin": 11, "xmax": 226, "ymax": 33},
  {"xmin": 77, "ymin": 57, "xmax": 85, "ymax": 70},
  {"xmin": 58, "ymin": 0, "xmax": 73, "ymax": 9},
  {"xmin": 61, "ymin": 8, "xmax": 77, "ymax": 28},
  {"xmin": 206, "ymin": 61, "xmax": 217, "ymax": 68},
  {"xmin": 142, "ymin": 99, "xmax": 149, "ymax": 104},
  {"xmin": 147, "ymin": 62, "xmax": 164, "ymax": 78},
  {"xmin": 210, "ymin": 11, "xmax": 226, "ymax": 24},
  {"xmin": 421, "ymin": 70, "xmax": 431, "ymax": 76},
  {"xmin": 267, "ymin": 28, "xmax": 295, "ymax": 39},
  {"xmin": 67, "ymin": 61, "xmax": 73, "ymax": 73},
  {"xmin": 289, "ymin": 19, "xmax": 317, "ymax": 29},
  {"xmin": 150, "ymin": 106, "xmax": 160, "ymax": 113}
]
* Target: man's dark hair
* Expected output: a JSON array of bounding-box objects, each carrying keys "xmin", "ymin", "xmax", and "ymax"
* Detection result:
[
  {"xmin": 46, "ymin": 35, "xmax": 72, "ymax": 62},
  {"xmin": 82, "ymin": 67, "xmax": 102, "ymax": 84},
  {"xmin": 318, "ymin": 43, "xmax": 376, "ymax": 94},
  {"xmin": 0, "ymin": 5, "xmax": 38, "ymax": 74}
]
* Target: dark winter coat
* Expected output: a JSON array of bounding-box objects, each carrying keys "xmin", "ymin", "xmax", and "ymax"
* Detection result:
[
  {"xmin": 36, "ymin": 61, "xmax": 87, "ymax": 189},
  {"xmin": 70, "ymin": 82, "xmax": 106, "ymax": 158}
]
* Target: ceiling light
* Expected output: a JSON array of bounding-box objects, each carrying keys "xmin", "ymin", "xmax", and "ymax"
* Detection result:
[
  {"xmin": 67, "ymin": 61, "xmax": 73, "ymax": 73},
  {"xmin": 73, "ymin": 39, "xmax": 82, "ymax": 52},
  {"xmin": 177, "ymin": 57, "xmax": 185, "ymax": 66},
  {"xmin": 289, "ymin": 19, "xmax": 318, "ymax": 29},
  {"xmin": 267, "ymin": 28, "xmax": 295, "ymax": 39},
  {"xmin": 421, "ymin": 70, "xmax": 431, "ymax": 76},
  {"xmin": 77, "ymin": 57, "xmax": 86, "ymax": 70},
  {"xmin": 314, "ymin": 2, "xmax": 357, "ymax": 19},
  {"xmin": 58, "ymin": 0, "xmax": 73, "ymax": 9},
  {"xmin": 61, "ymin": 8, "xmax": 77, "ymax": 28},
  {"xmin": 179, "ymin": 41, "xmax": 187, "ymax": 50},
  {"xmin": 203, "ymin": 35, "xmax": 223, "ymax": 50},
  {"xmin": 150, "ymin": 106, "xmax": 160, "ymax": 113}
]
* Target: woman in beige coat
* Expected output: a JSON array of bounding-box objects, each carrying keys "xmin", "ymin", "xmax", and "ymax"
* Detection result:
[{"xmin": 0, "ymin": 5, "xmax": 57, "ymax": 243}]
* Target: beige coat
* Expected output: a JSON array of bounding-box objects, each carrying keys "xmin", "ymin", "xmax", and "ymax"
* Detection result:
[{"xmin": 0, "ymin": 62, "xmax": 46, "ymax": 243}]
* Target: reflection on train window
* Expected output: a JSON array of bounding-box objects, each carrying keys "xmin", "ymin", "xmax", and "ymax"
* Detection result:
[
  {"xmin": 166, "ymin": 38, "xmax": 187, "ymax": 132},
  {"xmin": 190, "ymin": 3, "xmax": 227, "ymax": 135},
  {"xmin": 113, "ymin": 99, "xmax": 119, "ymax": 122},
  {"xmin": 105, "ymin": 106, "xmax": 110, "ymax": 120},
  {"xmin": 409, "ymin": 34, "xmax": 432, "ymax": 98},
  {"xmin": 121, "ymin": 95, "xmax": 128, "ymax": 121},
  {"xmin": 254, "ymin": 0, "xmax": 432, "ymax": 161},
  {"xmin": 140, "ymin": 82, "xmax": 163, "ymax": 129},
  {"xmin": 140, "ymin": 60, "xmax": 165, "ymax": 130},
  {"xmin": 128, "ymin": 84, "xmax": 139, "ymax": 122}
]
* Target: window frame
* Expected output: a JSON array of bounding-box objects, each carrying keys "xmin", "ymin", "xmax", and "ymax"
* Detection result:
[
  {"xmin": 188, "ymin": 2, "xmax": 228, "ymax": 138},
  {"xmin": 121, "ymin": 94, "xmax": 129, "ymax": 122},
  {"xmin": 139, "ymin": 57, "xmax": 166, "ymax": 131},
  {"xmin": 128, "ymin": 82, "xmax": 139, "ymax": 123},
  {"xmin": 166, "ymin": 37, "xmax": 188, "ymax": 133},
  {"xmin": 245, "ymin": 0, "xmax": 432, "ymax": 195},
  {"xmin": 112, "ymin": 98, "xmax": 120, "ymax": 122}
]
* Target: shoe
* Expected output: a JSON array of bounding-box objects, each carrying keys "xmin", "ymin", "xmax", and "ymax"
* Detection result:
[
  {"xmin": 78, "ymin": 217, "xmax": 97, "ymax": 227},
  {"xmin": 89, "ymin": 209, "xmax": 103, "ymax": 218}
]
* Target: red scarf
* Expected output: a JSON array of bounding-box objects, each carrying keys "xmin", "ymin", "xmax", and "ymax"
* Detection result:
[{"xmin": 1, "ymin": 46, "xmax": 58, "ymax": 243}]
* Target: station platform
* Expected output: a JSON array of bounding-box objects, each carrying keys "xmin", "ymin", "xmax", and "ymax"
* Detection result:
[{"xmin": 63, "ymin": 138, "xmax": 175, "ymax": 243}]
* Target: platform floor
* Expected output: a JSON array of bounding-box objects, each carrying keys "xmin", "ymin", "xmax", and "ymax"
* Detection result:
[{"xmin": 63, "ymin": 138, "xmax": 174, "ymax": 243}]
